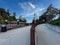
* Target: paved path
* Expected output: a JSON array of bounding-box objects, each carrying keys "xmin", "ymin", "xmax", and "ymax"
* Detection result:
[
  {"xmin": 0, "ymin": 26, "xmax": 31, "ymax": 45},
  {"xmin": 35, "ymin": 24, "xmax": 60, "ymax": 45}
]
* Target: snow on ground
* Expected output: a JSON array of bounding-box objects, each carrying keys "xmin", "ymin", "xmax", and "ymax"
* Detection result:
[
  {"xmin": 46, "ymin": 24, "xmax": 60, "ymax": 33},
  {"xmin": 35, "ymin": 24, "xmax": 60, "ymax": 45},
  {"xmin": 0, "ymin": 26, "xmax": 31, "ymax": 45}
]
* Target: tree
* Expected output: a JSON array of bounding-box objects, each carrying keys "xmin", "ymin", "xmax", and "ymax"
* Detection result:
[
  {"xmin": 0, "ymin": 8, "xmax": 18, "ymax": 23},
  {"xmin": 59, "ymin": 10, "xmax": 60, "ymax": 19},
  {"xmin": 12, "ymin": 12, "xmax": 16, "ymax": 21},
  {"xmin": 6, "ymin": 9, "xmax": 10, "ymax": 16},
  {"xmin": 19, "ymin": 16, "xmax": 26, "ymax": 22},
  {"xmin": 0, "ymin": 15, "xmax": 3, "ymax": 23},
  {"xmin": 0, "ymin": 8, "xmax": 6, "ymax": 16},
  {"xmin": 36, "ymin": 19, "xmax": 39, "ymax": 24}
]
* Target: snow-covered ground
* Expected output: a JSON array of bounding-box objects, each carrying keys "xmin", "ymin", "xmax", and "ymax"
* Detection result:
[
  {"xmin": 0, "ymin": 26, "xmax": 31, "ymax": 45},
  {"xmin": 35, "ymin": 24, "xmax": 60, "ymax": 45},
  {"xmin": 46, "ymin": 24, "xmax": 60, "ymax": 33}
]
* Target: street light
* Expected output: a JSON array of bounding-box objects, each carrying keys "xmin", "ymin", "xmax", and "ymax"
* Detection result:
[
  {"xmin": 17, "ymin": 20, "xmax": 19, "ymax": 25},
  {"xmin": 5, "ymin": 20, "xmax": 8, "ymax": 25},
  {"xmin": 33, "ymin": 13, "xmax": 36, "ymax": 24},
  {"xmin": 29, "ymin": 3, "xmax": 36, "ymax": 24}
]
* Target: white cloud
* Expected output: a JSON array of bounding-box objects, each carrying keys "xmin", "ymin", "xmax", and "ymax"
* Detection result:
[
  {"xmin": 34, "ymin": 8, "xmax": 45, "ymax": 16},
  {"xmin": 22, "ymin": 8, "xmax": 45, "ymax": 18},
  {"xmin": 18, "ymin": 2, "xmax": 33, "ymax": 11},
  {"xmin": 35, "ymin": 8, "xmax": 45, "ymax": 13},
  {"xmin": 28, "ymin": 2, "xmax": 35, "ymax": 9},
  {"xmin": 18, "ymin": 2, "xmax": 45, "ymax": 23},
  {"xmin": 18, "ymin": 2, "xmax": 45, "ymax": 18}
]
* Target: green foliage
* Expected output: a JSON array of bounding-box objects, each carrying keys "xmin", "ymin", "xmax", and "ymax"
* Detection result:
[
  {"xmin": 0, "ymin": 15, "xmax": 3, "ymax": 23},
  {"xmin": 0, "ymin": 8, "xmax": 17, "ymax": 23},
  {"xmin": 19, "ymin": 18, "xmax": 26, "ymax": 22},
  {"xmin": 13, "ymin": 12, "xmax": 16, "ymax": 21},
  {"xmin": 49, "ymin": 19, "xmax": 60, "ymax": 26},
  {"xmin": 35, "ymin": 19, "xmax": 40, "ymax": 25}
]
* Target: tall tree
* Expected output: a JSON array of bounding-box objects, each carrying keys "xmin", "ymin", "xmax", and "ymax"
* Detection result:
[
  {"xmin": 0, "ymin": 8, "xmax": 6, "ymax": 16},
  {"xmin": 13, "ymin": 12, "xmax": 16, "ymax": 21},
  {"xmin": 19, "ymin": 16, "xmax": 26, "ymax": 22},
  {"xmin": 6, "ymin": 9, "xmax": 10, "ymax": 16}
]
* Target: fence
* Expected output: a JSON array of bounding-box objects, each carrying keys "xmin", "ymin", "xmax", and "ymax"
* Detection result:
[{"xmin": 0, "ymin": 23, "xmax": 23, "ymax": 31}]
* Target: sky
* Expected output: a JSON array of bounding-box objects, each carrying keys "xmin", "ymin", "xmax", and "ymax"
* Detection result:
[{"xmin": 0, "ymin": 0, "xmax": 60, "ymax": 23}]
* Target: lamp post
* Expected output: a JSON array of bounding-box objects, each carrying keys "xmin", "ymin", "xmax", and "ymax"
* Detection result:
[
  {"xmin": 5, "ymin": 20, "xmax": 8, "ymax": 25},
  {"xmin": 34, "ymin": 13, "xmax": 36, "ymax": 24},
  {"xmin": 30, "ymin": 4, "xmax": 36, "ymax": 45},
  {"xmin": 32, "ymin": 12, "xmax": 37, "ymax": 26},
  {"xmin": 17, "ymin": 20, "xmax": 19, "ymax": 25}
]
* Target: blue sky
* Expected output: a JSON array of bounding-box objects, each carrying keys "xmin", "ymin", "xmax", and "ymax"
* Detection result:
[{"xmin": 0, "ymin": 0, "xmax": 60, "ymax": 23}]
